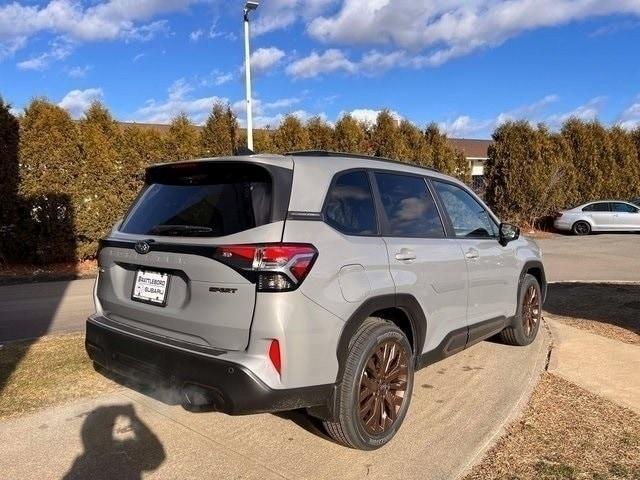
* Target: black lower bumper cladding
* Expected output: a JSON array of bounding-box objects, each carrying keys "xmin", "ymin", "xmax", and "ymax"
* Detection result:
[{"xmin": 86, "ymin": 316, "xmax": 332, "ymax": 415}]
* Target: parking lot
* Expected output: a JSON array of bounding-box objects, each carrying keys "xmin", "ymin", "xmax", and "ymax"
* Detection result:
[{"xmin": 535, "ymin": 233, "xmax": 640, "ymax": 282}]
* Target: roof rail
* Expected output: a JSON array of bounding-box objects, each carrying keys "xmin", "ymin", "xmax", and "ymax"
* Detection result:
[{"xmin": 284, "ymin": 150, "xmax": 441, "ymax": 173}]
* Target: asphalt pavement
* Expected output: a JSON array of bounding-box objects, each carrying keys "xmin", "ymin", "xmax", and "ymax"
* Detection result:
[{"xmin": 0, "ymin": 278, "xmax": 95, "ymax": 342}]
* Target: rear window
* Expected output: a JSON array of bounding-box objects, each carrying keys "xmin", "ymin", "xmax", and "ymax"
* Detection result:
[
  {"xmin": 120, "ymin": 163, "xmax": 273, "ymax": 237},
  {"xmin": 582, "ymin": 203, "xmax": 610, "ymax": 212}
]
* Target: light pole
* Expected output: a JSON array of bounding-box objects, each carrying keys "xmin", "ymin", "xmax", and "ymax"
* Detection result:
[{"xmin": 243, "ymin": 1, "xmax": 259, "ymax": 151}]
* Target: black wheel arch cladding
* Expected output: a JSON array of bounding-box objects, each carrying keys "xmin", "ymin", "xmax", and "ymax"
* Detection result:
[
  {"xmin": 519, "ymin": 260, "xmax": 547, "ymax": 304},
  {"xmin": 335, "ymin": 294, "xmax": 426, "ymax": 381}
]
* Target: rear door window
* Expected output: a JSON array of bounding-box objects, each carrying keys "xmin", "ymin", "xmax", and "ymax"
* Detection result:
[
  {"xmin": 375, "ymin": 173, "xmax": 445, "ymax": 238},
  {"xmin": 120, "ymin": 163, "xmax": 273, "ymax": 237},
  {"xmin": 324, "ymin": 171, "xmax": 378, "ymax": 235},
  {"xmin": 582, "ymin": 203, "xmax": 610, "ymax": 212}
]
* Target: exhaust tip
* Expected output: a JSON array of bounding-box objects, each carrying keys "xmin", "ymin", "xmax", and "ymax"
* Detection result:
[{"xmin": 181, "ymin": 384, "xmax": 224, "ymax": 412}]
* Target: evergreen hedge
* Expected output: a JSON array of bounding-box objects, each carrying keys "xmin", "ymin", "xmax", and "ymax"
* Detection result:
[{"xmin": 1, "ymin": 96, "xmax": 638, "ymax": 263}]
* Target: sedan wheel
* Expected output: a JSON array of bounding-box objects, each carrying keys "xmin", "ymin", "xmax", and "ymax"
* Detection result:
[{"xmin": 572, "ymin": 221, "xmax": 591, "ymax": 236}]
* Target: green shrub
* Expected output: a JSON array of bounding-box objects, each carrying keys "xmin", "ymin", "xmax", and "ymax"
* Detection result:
[
  {"xmin": 424, "ymin": 123, "xmax": 471, "ymax": 183},
  {"xmin": 18, "ymin": 99, "xmax": 80, "ymax": 262},
  {"xmin": 334, "ymin": 114, "xmax": 368, "ymax": 154},
  {"xmin": 164, "ymin": 113, "xmax": 201, "ymax": 161},
  {"xmin": 272, "ymin": 115, "xmax": 310, "ymax": 153},
  {"xmin": 201, "ymin": 103, "xmax": 237, "ymax": 156},
  {"xmin": 485, "ymin": 121, "xmax": 571, "ymax": 226},
  {"xmin": 306, "ymin": 116, "xmax": 335, "ymax": 151}
]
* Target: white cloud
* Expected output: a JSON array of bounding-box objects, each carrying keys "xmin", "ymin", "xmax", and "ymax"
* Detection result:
[
  {"xmin": 341, "ymin": 108, "xmax": 401, "ymax": 126},
  {"xmin": 286, "ymin": 49, "xmax": 355, "ymax": 78},
  {"xmin": 196, "ymin": 70, "xmax": 235, "ymax": 87},
  {"xmin": 545, "ymin": 96, "xmax": 607, "ymax": 127},
  {"xmin": 0, "ymin": 36, "xmax": 27, "ymax": 60},
  {"xmin": 249, "ymin": 47, "xmax": 286, "ymax": 74},
  {"xmin": 285, "ymin": 47, "xmax": 480, "ymax": 78},
  {"xmin": 231, "ymin": 95, "xmax": 310, "ymax": 128},
  {"xmin": 123, "ymin": 20, "xmax": 169, "ymax": 42},
  {"xmin": 307, "ymin": 0, "xmax": 640, "ymax": 66},
  {"xmin": 263, "ymin": 97, "xmax": 301, "ymax": 110},
  {"xmin": 0, "ymin": 0, "xmax": 194, "ymax": 56},
  {"xmin": 17, "ymin": 36, "xmax": 73, "ymax": 71},
  {"xmin": 58, "ymin": 88, "xmax": 104, "ymax": 118},
  {"xmin": 214, "ymin": 73, "xmax": 233, "ymax": 86},
  {"xmin": 590, "ymin": 20, "xmax": 640, "ymax": 37},
  {"xmin": 618, "ymin": 98, "xmax": 640, "ymax": 129},
  {"xmin": 189, "ymin": 29, "xmax": 204, "ymax": 42},
  {"xmin": 67, "ymin": 65, "xmax": 92, "ymax": 78},
  {"xmin": 133, "ymin": 78, "xmax": 228, "ymax": 124},
  {"xmin": 438, "ymin": 95, "xmax": 608, "ymax": 137},
  {"xmin": 251, "ymin": 0, "xmax": 336, "ymax": 35},
  {"xmin": 132, "ymin": 53, "xmax": 146, "ymax": 63}
]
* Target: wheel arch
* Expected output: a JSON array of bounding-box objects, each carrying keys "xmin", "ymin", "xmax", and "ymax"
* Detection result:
[
  {"xmin": 519, "ymin": 260, "xmax": 547, "ymax": 304},
  {"xmin": 335, "ymin": 294, "xmax": 427, "ymax": 382}
]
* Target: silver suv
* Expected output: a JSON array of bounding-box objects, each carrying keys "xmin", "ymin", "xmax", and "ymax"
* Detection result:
[{"xmin": 86, "ymin": 151, "xmax": 546, "ymax": 450}]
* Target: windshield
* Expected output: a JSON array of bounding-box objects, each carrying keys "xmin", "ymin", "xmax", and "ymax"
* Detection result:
[{"xmin": 120, "ymin": 163, "xmax": 272, "ymax": 237}]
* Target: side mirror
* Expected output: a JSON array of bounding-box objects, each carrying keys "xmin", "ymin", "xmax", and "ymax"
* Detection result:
[{"xmin": 499, "ymin": 223, "xmax": 520, "ymax": 246}]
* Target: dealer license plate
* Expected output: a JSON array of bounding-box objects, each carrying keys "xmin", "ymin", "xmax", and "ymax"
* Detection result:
[{"xmin": 132, "ymin": 270, "xmax": 170, "ymax": 306}]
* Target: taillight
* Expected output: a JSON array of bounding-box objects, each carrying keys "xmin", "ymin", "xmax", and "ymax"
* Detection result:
[
  {"xmin": 213, "ymin": 243, "xmax": 318, "ymax": 292},
  {"xmin": 553, "ymin": 211, "xmax": 563, "ymax": 219}
]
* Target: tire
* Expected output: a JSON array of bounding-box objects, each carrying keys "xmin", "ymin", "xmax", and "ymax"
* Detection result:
[
  {"xmin": 572, "ymin": 221, "xmax": 591, "ymax": 236},
  {"xmin": 499, "ymin": 274, "xmax": 542, "ymax": 346},
  {"xmin": 323, "ymin": 318, "xmax": 414, "ymax": 450}
]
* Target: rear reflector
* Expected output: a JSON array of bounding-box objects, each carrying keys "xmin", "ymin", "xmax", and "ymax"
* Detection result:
[
  {"xmin": 269, "ymin": 339, "xmax": 281, "ymax": 375},
  {"xmin": 213, "ymin": 243, "xmax": 318, "ymax": 292}
]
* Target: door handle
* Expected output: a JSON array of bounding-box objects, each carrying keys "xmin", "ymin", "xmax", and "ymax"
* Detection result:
[
  {"xmin": 465, "ymin": 248, "xmax": 479, "ymax": 260},
  {"xmin": 395, "ymin": 249, "xmax": 417, "ymax": 262}
]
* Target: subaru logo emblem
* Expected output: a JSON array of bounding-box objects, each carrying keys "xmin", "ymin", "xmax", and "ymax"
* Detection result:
[{"xmin": 135, "ymin": 241, "xmax": 151, "ymax": 255}]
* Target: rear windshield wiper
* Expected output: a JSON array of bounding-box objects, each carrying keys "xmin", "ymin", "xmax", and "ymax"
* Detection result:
[{"xmin": 149, "ymin": 225, "xmax": 213, "ymax": 236}]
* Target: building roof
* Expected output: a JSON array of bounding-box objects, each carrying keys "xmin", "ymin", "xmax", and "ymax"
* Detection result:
[{"xmin": 446, "ymin": 138, "xmax": 492, "ymax": 158}]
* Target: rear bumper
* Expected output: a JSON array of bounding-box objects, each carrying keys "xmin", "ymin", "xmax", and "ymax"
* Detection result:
[
  {"xmin": 553, "ymin": 218, "xmax": 572, "ymax": 231},
  {"xmin": 86, "ymin": 315, "xmax": 332, "ymax": 415}
]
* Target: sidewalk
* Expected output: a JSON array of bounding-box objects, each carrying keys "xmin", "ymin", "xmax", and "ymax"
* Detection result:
[{"xmin": 546, "ymin": 317, "xmax": 640, "ymax": 414}]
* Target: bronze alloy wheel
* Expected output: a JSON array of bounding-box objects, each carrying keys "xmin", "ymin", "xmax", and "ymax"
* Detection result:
[
  {"xmin": 359, "ymin": 340, "xmax": 409, "ymax": 435},
  {"xmin": 522, "ymin": 285, "xmax": 541, "ymax": 336}
]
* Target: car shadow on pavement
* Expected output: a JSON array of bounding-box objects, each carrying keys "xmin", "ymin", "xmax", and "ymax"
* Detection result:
[
  {"xmin": 272, "ymin": 409, "xmax": 333, "ymax": 442},
  {"xmin": 63, "ymin": 404, "xmax": 165, "ymax": 480},
  {"xmin": 544, "ymin": 282, "xmax": 640, "ymax": 338}
]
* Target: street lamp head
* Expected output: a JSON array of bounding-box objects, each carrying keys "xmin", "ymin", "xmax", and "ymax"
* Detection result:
[{"xmin": 245, "ymin": 1, "xmax": 259, "ymax": 11}]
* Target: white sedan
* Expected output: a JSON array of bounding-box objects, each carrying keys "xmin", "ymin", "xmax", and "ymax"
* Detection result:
[{"xmin": 553, "ymin": 200, "xmax": 640, "ymax": 235}]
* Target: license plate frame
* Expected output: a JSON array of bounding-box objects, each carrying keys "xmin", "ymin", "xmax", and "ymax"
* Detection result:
[{"xmin": 131, "ymin": 269, "xmax": 171, "ymax": 307}]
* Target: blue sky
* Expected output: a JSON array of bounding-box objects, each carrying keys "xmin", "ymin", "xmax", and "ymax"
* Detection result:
[{"xmin": 1, "ymin": 0, "xmax": 640, "ymax": 138}]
